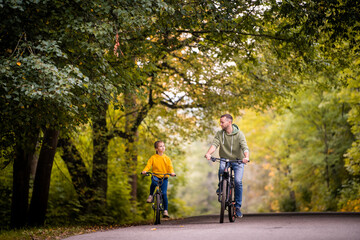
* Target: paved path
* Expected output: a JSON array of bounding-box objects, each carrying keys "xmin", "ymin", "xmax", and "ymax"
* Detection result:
[{"xmin": 63, "ymin": 213, "xmax": 360, "ymax": 240}]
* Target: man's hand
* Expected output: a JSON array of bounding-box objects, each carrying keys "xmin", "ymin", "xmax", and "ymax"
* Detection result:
[
  {"xmin": 205, "ymin": 145, "xmax": 216, "ymax": 161},
  {"xmin": 170, "ymin": 173, "xmax": 176, "ymax": 177},
  {"xmin": 205, "ymin": 153, "xmax": 212, "ymax": 161},
  {"xmin": 243, "ymin": 151, "xmax": 250, "ymax": 163}
]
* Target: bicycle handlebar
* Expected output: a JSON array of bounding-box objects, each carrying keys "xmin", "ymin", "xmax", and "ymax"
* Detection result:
[
  {"xmin": 142, "ymin": 172, "xmax": 176, "ymax": 177},
  {"xmin": 210, "ymin": 157, "xmax": 247, "ymax": 164}
]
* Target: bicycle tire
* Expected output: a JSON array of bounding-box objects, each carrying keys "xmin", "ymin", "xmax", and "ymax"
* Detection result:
[
  {"xmin": 220, "ymin": 180, "xmax": 226, "ymax": 223},
  {"xmin": 228, "ymin": 184, "xmax": 236, "ymax": 222},
  {"xmin": 154, "ymin": 193, "xmax": 161, "ymax": 225}
]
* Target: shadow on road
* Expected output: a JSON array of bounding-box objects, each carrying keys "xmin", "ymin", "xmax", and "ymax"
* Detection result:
[{"xmin": 164, "ymin": 212, "xmax": 360, "ymax": 225}]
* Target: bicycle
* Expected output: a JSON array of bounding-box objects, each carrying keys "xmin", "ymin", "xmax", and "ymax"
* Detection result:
[
  {"xmin": 211, "ymin": 157, "xmax": 244, "ymax": 223},
  {"xmin": 142, "ymin": 172, "xmax": 175, "ymax": 225}
]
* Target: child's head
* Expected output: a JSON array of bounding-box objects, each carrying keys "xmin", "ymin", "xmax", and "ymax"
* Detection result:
[{"xmin": 154, "ymin": 140, "xmax": 165, "ymax": 154}]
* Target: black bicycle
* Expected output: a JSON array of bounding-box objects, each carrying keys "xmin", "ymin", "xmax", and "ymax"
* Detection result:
[
  {"xmin": 211, "ymin": 157, "xmax": 243, "ymax": 223},
  {"xmin": 143, "ymin": 172, "xmax": 175, "ymax": 225}
]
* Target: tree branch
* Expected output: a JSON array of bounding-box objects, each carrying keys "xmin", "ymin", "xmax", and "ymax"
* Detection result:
[
  {"xmin": 160, "ymin": 100, "xmax": 205, "ymax": 109},
  {"xmin": 176, "ymin": 30, "xmax": 288, "ymax": 41}
]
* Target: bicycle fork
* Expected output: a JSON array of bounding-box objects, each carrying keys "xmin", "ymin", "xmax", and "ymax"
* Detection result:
[{"xmin": 219, "ymin": 170, "xmax": 230, "ymax": 203}]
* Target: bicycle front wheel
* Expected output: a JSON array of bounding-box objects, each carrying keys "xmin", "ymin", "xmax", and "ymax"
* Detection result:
[
  {"xmin": 228, "ymin": 184, "xmax": 236, "ymax": 222},
  {"xmin": 220, "ymin": 180, "xmax": 226, "ymax": 223},
  {"xmin": 154, "ymin": 193, "xmax": 161, "ymax": 225}
]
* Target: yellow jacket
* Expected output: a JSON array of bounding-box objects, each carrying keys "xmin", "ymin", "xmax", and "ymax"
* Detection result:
[{"xmin": 142, "ymin": 154, "xmax": 175, "ymax": 178}]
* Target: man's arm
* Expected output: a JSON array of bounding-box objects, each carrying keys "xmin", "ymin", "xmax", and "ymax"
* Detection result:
[
  {"xmin": 239, "ymin": 131, "xmax": 250, "ymax": 163},
  {"xmin": 205, "ymin": 145, "xmax": 217, "ymax": 160},
  {"xmin": 243, "ymin": 150, "xmax": 250, "ymax": 163}
]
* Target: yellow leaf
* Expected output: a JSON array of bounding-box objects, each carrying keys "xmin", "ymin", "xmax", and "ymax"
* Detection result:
[
  {"xmin": 150, "ymin": 228, "xmax": 157, "ymax": 231},
  {"xmin": 17, "ymin": 62, "xmax": 21, "ymax": 66}
]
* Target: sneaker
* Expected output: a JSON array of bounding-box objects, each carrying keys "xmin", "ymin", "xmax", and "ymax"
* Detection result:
[
  {"xmin": 146, "ymin": 195, "xmax": 153, "ymax": 203},
  {"xmin": 235, "ymin": 208, "xmax": 243, "ymax": 218},
  {"xmin": 163, "ymin": 210, "xmax": 170, "ymax": 218}
]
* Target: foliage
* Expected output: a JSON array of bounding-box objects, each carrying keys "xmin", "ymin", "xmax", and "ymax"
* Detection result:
[
  {"xmin": 0, "ymin": 165, "xmax": 12, "ymax": 228},
  {"xmin": 256, "ymin": 84, "xmax": 355, "ymax": 212},
  {"xmin": 0, "ymin": 40, "xmax": 90, "ymax": 131},
  {"xmin": 339, "ymin": 58, "xmax": 360, "ymax": 176},
  {"xmin": 46, "ymin": 154, "xmax": 81, "ymax": 225}
]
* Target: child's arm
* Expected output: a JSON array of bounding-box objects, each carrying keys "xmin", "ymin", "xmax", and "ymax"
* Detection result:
[
  {"xmin": 167, "ymin": 157, "xmax": 175, "ymax": 176},
  {"xmin": 141, "ymin": 156, "xmax": 153, "ymax": 174}
]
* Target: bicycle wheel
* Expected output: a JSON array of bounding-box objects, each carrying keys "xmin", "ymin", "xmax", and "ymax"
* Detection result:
[
  {"xmin": 228, "ymin": 184, "xmax": 236, "ymax": 222},
  {"xmin": 220, "ymin": 180, "xmax": 226, "ymax": 223},
  {"xmin": 154, "ymin": 193, "xmax": 161, "ymax": 225}
]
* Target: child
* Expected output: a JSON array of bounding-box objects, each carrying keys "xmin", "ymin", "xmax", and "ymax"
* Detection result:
[{"xmin": 141, "ymin": 140, "xmax": 176, "ymax": 218}]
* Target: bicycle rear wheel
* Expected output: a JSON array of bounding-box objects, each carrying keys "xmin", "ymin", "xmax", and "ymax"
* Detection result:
[
  {"xmin": 220, "ymin": 180, "xmax": 226, "ymax": 223},
  {"xmin": 154, "ymin": 193, "xmax": 161, "ymax": 225}
]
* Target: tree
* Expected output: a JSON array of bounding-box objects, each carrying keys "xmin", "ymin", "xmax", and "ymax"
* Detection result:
[
  {"xmin": 105, "ymin": 0, "xmax": 313, "ymax": 204},
  {"xmin": 259, "ymin": 83, "xmax": 353, "ymax": 212},
  {"xmin": 0, "ymin": 0, "xmax": 114, "ymax": 227},
  {"xmin": 268, "ymin": 0, "xmax": 360, "ymax": 211}
]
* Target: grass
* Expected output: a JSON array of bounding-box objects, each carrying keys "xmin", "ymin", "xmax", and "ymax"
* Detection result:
[
  {"xmin": 0, "ymin": 223, "xmax": 153, "ymax": 240},
  {"xmin": 0, "ymin": 217, "xmax": 156, "ymax": 240},
  {"xmin": 0, "ymin": 226, "xmax": 106, "ymax": 240}
]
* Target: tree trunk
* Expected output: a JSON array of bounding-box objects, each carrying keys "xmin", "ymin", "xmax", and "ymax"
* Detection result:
[
  {"xmin": 58, "ymin": 137, "xmax": 92, "ymax": 213},
  {"xmin": 10, "ymin": 129, "xmax": 38, "ymax": 229},
  {"xmin": 323, "ymin": 123, "xmax": 330, "ymax": 189},
  {"xmin": 125, "ymin": 135, "xmax": 138, "ymax": 202},
  {"xmin": 91, "ymin": 103, "xmax": 109, "ymax": 213},
  {"xmin": 58, "ymin": 103, "xmax": 109, "ymax": 216},
  {"xmin": 28, "ymin": 128, "xmax": 59, "ymax": 226},
  {"xmin": 124, "ymin": 91, "xmax": 139, "ymax": 202}
]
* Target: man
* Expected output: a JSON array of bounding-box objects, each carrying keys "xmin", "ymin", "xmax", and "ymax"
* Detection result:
[{"xmin": 205, "ymin": 114, "xmax": 250, "ymax": 218}]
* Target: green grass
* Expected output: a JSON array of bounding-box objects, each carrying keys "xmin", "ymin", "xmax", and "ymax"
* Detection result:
[{"xmin": 0, "ymin": 225, "xmax": 132, "ymax": 240}]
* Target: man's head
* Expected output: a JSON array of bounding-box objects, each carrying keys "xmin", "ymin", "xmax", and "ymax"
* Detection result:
[{"xmin": 220, "ymin": 114, "xmax": 233, "ymax": 131}]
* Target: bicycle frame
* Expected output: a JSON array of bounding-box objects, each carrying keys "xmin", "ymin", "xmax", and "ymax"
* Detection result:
[{"xmin": 143, "ymin": 172, "xmax": 174, "ymax": 225}]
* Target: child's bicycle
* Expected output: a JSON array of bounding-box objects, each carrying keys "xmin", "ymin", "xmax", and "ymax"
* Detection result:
[
  {"xmin": 211, "ymin": 157, "xmax": 244, "ymax": 223},
  {"xmin": 142, "ymin": 172, "xmax": 175, "ymax": 225}
]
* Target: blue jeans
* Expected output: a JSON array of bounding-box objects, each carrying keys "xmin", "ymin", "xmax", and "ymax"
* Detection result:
[
  {"xmin": 150, "ymin": 176, "xmax": 169, "ymax": 211},
  {"xmin": 219, "ymin": 161, "xmax": 244, "ymax": 208}
]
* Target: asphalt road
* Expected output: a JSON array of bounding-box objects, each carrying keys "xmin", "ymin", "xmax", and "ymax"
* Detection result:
[{"xmin": 63, "ymin": 213, "xmax": 360, "ymax": 240}]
